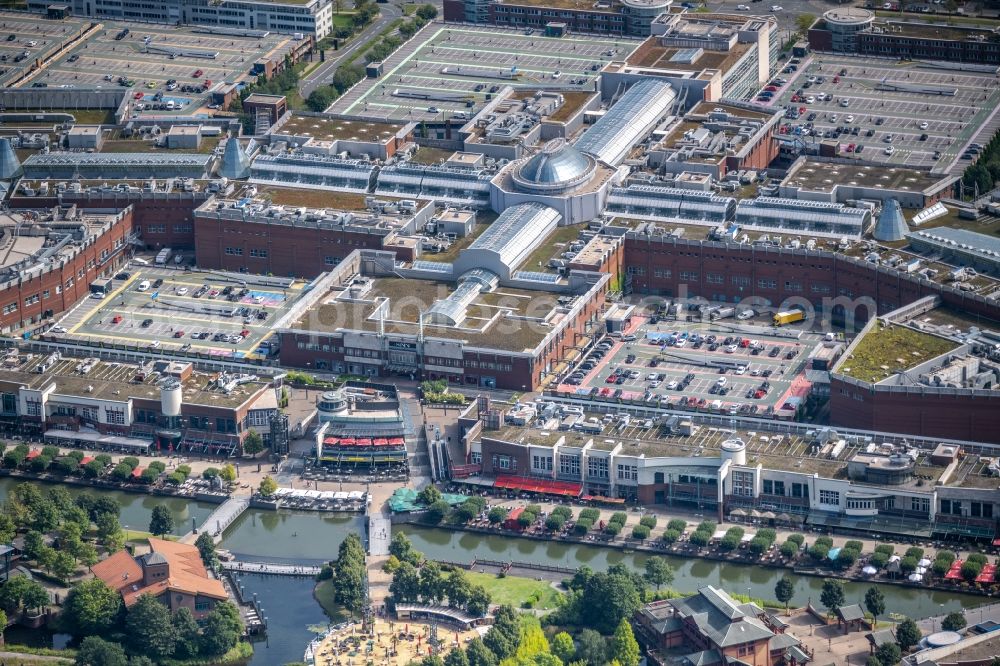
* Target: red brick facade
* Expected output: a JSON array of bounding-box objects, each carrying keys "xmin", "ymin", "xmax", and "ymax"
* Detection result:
[{"xmin": 0, "ymin": 207, "xmax": 134, "ymax": 333}]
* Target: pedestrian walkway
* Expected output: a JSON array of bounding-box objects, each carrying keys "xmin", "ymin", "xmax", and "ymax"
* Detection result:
[
  {"xmin": 220, "ymin": 560, "xmax": 320, "ymax": 577},
  {"xmin": 369, "ymin": 514, "xmax": 391, "ymax": 557},
  {"xmin": 916, "ymin": 599, "xmax": 1000, "ymax": 634},
  {"xmin": 183, "ymin": 496, "xmax": 250, "ymax": 544}
]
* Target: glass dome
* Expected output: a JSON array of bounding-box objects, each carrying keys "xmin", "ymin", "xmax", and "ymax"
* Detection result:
[{"xmin": 513, "ymin": 138, "xmax": 595, "ymax": 193}]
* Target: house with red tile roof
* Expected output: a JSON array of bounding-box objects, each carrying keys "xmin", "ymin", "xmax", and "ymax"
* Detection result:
[{"xmin": 91, "ymin": 538, "xmax": 228, "ymax": 619}]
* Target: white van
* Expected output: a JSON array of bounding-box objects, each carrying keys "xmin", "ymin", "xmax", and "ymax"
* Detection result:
[
  {"xmin": 137, "ymin": 280, "xmax": 151, "ymax": 292},
  {"xmin": 165, "ymin": 100, "xmax": 176, "ymax": 111}
]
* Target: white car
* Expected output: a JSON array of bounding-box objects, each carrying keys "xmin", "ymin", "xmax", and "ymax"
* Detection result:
[
  {"xmin": 647, "ymin": 373, "xmax": 658, "ymax": 381},
  {"xmin": 50, "ymin": 325, "xmax": 67, "ymax": 334},
  {"xmin": 845, "ymin": 115, "xmax": 855, "ymax": 123},
  {"xmin": 806, "ymin": 76, "xmax": 817, "ymax": 83},
  {"xmin": 830, "ymin": 114, "xmax": 839, "ymax": 123},
  {"xmin": 805, "ymin": 95, "xmax": 815, "ymax": 104},
  {"xmin": 770, "ymin": 4, "xmax": 782, "ymax": 9},
  {"xmin": 715, "ymin": 377, "xmax": 728, "ymax": 387},
  {"xmin": 622, "ymin": 333, "xmax": 637, "ymax": 341},
  {"xmin": 736, "ymin": 309, "xmax": 754, "ymax": 320},
  {"xmin": 25, "ymin": 40, "xmax": 37, "ymax": 47},
  {"xmin": 176, "ymin": 287, "xmax": 189, "ymax": 296},
  {"xmin": 735, "ymin": 365, "xmax": 747, "ymax": 375},
  {"xmin": 725, "ymin": 344, "xmax": 738, "ymax": 353},
  {"xmin": 675, "ymin": 338, "xmax": 687, "ymax": 348},
  {"xmin": 649, "ymin": 381, "xmax": 661, "ymax": 388},
  {"xmin": 149, "ymin": 340, "xmax": 160, "ymax": 349},
  {"xmin": 736, "ymin": 4, "xmax": 749, "ymax": 9},
  {"xmin": 884, "ymin": 145, "xmax": 895, "ymax": 155},
  {"xmin": 666, "ymin": 381, "xmax": 679, "ymax": 390},
  {"xmin": 919, "ymin": 121, "xmax": 929, "ymax": 130}
]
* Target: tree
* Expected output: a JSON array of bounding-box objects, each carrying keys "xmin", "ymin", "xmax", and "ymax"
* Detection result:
[
  {"xmin": 0, "ymin": 513, "xmax": 15, "ymax": 545},
  {"xmin": 196, "ymin": 531, "xmax": 218, "ymax": 569},
  {"xmin": 130, "ymin": 657, "xmax": 155, "ymax": 666},
  {"xmin": 0, "ymin": 576, "xmax": 48, "ymax": 614},
  {"xmin": 643, "ymin": 556, "xmax": 675, "ymax": 590},
  {"xmin": 333, "ymin": 534, "xmax": 367, "ymax": 616},
  {"xmin": 125, "ymin": 594, "xmax": 177, "ymax": 660},
  {"xmin": 820, "ymin": 579, "xmax": 846, "ymax": 614},
  {"xmin": 483, "ymin": 605, "xmax": 520, "ymax": 660},
  {"xmin": 149, "ymin": 505, "xmax": 174, "ymax": 537},
  {"xmin": 419, "ymin": 485, "xmax": 442, "ymax": 506},
  {"xmin": 795, "ymin": 13, "xmax": 816, "ymax": 33},
  {"xmin": 466, "ymin": 638, "xmax": 498, "ymax": 666},
  {"xmin": 865, "ymin": 586, "xmax": 886, "ymax": 628},
  {"xmin": 63, "ymin": 578, "xmax": 122, "ymax": 637},
  {"xmin": 612, "ymin": 619, "xmax": 640, "ymax": 666},
  {"xmin": 202, "ymin": 467, "xmax": 220, "ymax": 480},
  {"xmin": 775, "ymin": 577, "xmax": 795, "ymax": 613},
  {"xmin": 259, "ymin": 475, "xmax": 278, "ymax": 498},
  {"xmin": 895, "ymin": 617, "xmax": 921, "ymax": 651},
  {"xmin": 426, "ymin": 500, "xmax": 450, "ymax": 524},
  {"xmin": 53, "ymin": 550, "xmax": 77, "ymax": 581},
  {"xmin": 488, "ymin": 507, "xmax": 508, "ymax": 524},
  {"xmin": 420, "ymin": 561, "xmax": 446, "ymax": 603},
  {"xmin": 390, "ymin": 561, "xmax": 421, "ymax": 602},
  {"xmin": 172, "ymin": 607, "xmax": 201, "ymax": 660},
  {"xmin": 575, "ymin": 629, "xmax": 607, "ymax": 666},
  {"xmin": 243, "ymin": 430, "xmax": 265, "ymax": 456},
  {"xmin": 444, "ymin": 647, "xmax": 470, "ymax": 666},
  {"xmin": 875, "ymin": 642, "xmax": 901, "ymax": 666},
  {"xmin": 445, "ymin": 569, "xmax": 472, "ymax": 609},
  {"xmin": 580, "ymin": 570, "xmax": 641, "ymax": 634},
  {"xmin": 942, "ymin": 611, "xmax": 967, "ymax": 632},
  {"xmin": 22, "ymin": 530, "xmax": 44, "ymax": 561},
  {"xmin": 219, "ymin": 464, "xmax": 237, "ymax": 484},
  {"xmin": 389, "ymin": 531, "xmax": 421, "ymax": 565},
  {"xmin": 467, "ymin": 585, "xmax": 491, "ymax": 617},
  {"xmin": 199, "ymin": 601, "xmax": 243, "ymax": 656},
  {"xmin": 551, "ymin": 632, "xmax": 575, "ymax": 664},
  {"xmin": 74, "ymin": 636, "xmax": 129, "ymax": 666}
]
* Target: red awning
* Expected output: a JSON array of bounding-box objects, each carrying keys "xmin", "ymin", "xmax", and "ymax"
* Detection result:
[
  {"xmin": 80, "ymin": 456, "xmax": 95, "ymax": 465},
  {"xmin": 26, "ymin": 449, "xmax": 41, "ymax": 460},
  {"xmin": 373, "ymin": 438, "xmax": 389, "ymax": 447},
  {"xmin": 323, "ymin": 437, "xmax": 340, "ymax": 446},
  {"xmin": 356, "ymin": 438, "xmax": 372, "ymax": 447},
  {"xmin": 340, "ymin": 438, "xmax": 356, "ymax": 447},
  {"xmin": 389, "ymin": 437, "xmax": 405, "ymax": 446},
  {"xmin": 131, "ymin": 466, "xmax": 144, "ymax": 478},
  {"xmin": 945, "ymin": 561, "xmax": 964, "ymax": 580},
  {"xmin": 976, "ymin": 563, "xmax": 997, "ymax": 584},
  {"xmin": 494, "ymin": 475, "xmax": 582, "ymax": 497}
]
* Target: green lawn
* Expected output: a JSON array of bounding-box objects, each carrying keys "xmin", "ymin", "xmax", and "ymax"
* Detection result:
[
  {"xmin": 520, "ymin": 225, "xmax": 585, "ymax": 275},
  {"xmin": 466, "ymin": 572, "xmax": 562, "ymax": 611},
  {"xmin": 840, "ymin": 323, "xmax": 957, "ymax": 383},
  {"xmin": 314, "ymin": 579, "xmax": 353, "ymax": 621}
]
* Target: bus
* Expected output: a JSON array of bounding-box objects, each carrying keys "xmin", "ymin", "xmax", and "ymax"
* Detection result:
[
  {"xmin": 773, "ymin": 310, "xmax": 806, "ymax": 326},
  {"xmin": 89, "ymin": 278, "xmax": 112, "ymax": 299}
]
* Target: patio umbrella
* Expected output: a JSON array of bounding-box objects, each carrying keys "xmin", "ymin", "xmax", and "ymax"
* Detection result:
[
  {"xmin": 862, "ymin": 566, "xmax": 878, "ymax": 576},
  {"xmin": 759, "ymin": 511, "xmax": 776, "ymax": 520},
  {"xmin": 730, "ymin": 508, "xmax": 747, "ymax": 517},
  {"xmin": 775, "ymin": 512, "xmax": 793, "ymax": 523},
  {"xmin": 918, "ymin": 558, "xmax": 932, "ymax": 567},
  {"xmin": 908, "ymin": 573, "xmax": 923, "ymax": 582},
  {"xmin": 750, "ymin": 509, "xmax": 762, "ymax": 518}
]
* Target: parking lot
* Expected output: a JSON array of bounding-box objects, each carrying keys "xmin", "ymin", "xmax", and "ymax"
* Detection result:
[
  {"xmin": 51, "ymin": 267, "xmax": 306, "ymax": 359},
  {"xmin": 329, "ymin": 24, "xmax": 639, "ymax": 121},
  {"xmin": 557, "ymin": 309, "xmax": 824, "ymax": 418},
  {"xmin": 764, "ymin": 52, "xmax": 1000, "ymax": 171},
  {"xmin": 0, "ymin": 13, "xmax": 91, "ymax": 87},
  {"xmin": 12, "ymin": 19, "xmax": 305, "ymax": 116}
]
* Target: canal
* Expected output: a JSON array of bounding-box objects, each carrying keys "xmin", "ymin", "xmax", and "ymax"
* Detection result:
[
  {"xmin": 220, "ymin": 509, "xmax": 365, "ymax": 564},
  {"xmin": 0, "ymin": 476, "xmax": 216, "ymax": 537},
  {"xmin": 400, "ymin": 526, "xmax": 987, "ymax": 621}
]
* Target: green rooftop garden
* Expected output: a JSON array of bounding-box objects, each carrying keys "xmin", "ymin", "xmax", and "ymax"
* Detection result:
[{"xmin": 839, "ymin": 323, "xmax": 958, "ymax": 383}]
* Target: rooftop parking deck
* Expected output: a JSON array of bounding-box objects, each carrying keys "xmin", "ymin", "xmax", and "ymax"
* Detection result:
[
  {"xmin": 327, "ymin": 24, "xmax": 638, "ymax": 121},
  {"xmin": 9, "ymin": 17, "xmax": 307, "ymax": 117},
  {"xmin": 48, "ymin": 266, "xmax": 308, "ymax": 361},
  {"xmin": 765, "ymin": 52, "xmax": 1000, "ymax": 172}
]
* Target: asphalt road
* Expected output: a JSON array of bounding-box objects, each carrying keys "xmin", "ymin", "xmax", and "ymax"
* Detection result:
[{"xmin": 300, "ymin": 2, "xmax": 405, "ymax": 96}]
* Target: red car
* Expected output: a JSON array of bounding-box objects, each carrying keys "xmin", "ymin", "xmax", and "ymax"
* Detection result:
[
  {"xmin": 765, "ymin": 85, "xmax": 778, "ymax": 92},
  {"xmin": 192, "ymin": 69, "xmax": 203, "ymax": 78},
  {"xmin": 133, "ymin": 91, "xmax": 143, "ymax": 100},
  {"xmin": 739, "ymin": 338, "xmax": 751, "ymax": 348},
  {"xmin": 173, "ymin": 330, "xmax": 185, "ymax": 338},
  {"xmin": 112, "ymin": 315, "xmax": 123, "ymax": 324},
  {"xmin": 846, "ymin": 143, "xmax": 856, "ymax": 153},
  {"xmin": 833, "ymin": 76, "xmax": 840, "ymax": 83}
]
